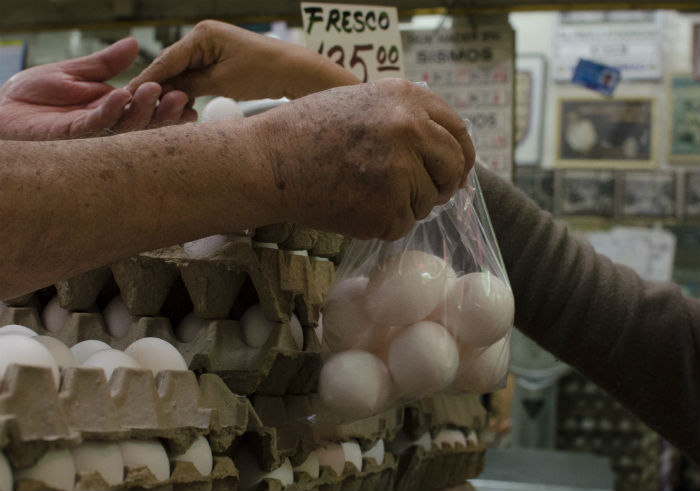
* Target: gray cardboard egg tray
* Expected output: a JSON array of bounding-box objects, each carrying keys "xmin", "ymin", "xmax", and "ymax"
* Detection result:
[{"xmin": 0, "ymin": 226, "xmax": 346, "ymax": 397}]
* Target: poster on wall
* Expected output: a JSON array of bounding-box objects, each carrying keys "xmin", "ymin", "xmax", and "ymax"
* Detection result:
[
  {"xmin": 556, "ymin": 98, "xmax": 656, "ymax": 169},
  {"xmin": 619, "ymin": 171, "xmax": 676, "ymax": 217},
  {"xmin": 557, "ymin": 169, "xmax": 615, "ymax": 216},
  {"xmin": 667, "ymin": 74, "xmax": 700, "ymax": 164},
  {"xmin": 515, "ymin": 54, "xmax": 546, "ymax": 166},
  {"xmin": 684, "ymin": 170, "xmax": 700, "ymax": 218},
  {"xmin": 552, "ymin": 11, "xmax": 663, "ymax": 81},
  {"xmin": 402, "ymin": 23, "xmax": 514, "ymax": 181}
]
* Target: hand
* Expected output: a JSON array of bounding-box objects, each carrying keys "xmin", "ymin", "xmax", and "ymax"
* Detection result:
[
  {"xmin": 0, "ymin": 38, "xmax": 197, "ymax": 141},
  {"xmin": 255, "ymin": 79, "xmax": 475, "ymax": 241},
  {"xmin": 127, "ymin": 20, "xmax": 360, "ymax": 101}
]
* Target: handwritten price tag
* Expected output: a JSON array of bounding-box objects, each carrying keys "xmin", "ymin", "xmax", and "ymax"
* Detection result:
[{"xmin": 301, "ymin": 2, "xmax": 405, "ymax": 82}]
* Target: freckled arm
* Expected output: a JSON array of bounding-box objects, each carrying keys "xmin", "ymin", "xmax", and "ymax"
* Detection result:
[{"xmin": 0, "ymin": 119, "xmax": 284, "ymax": 299}]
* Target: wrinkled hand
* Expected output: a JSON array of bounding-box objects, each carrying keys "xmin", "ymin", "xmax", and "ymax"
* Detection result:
[
  {"xmin": 127, "ymin": 20, "xmax": 360, "ymax": 101},
  {"xmin": 0, "ymin": 38, "xmax": 197, "ymax": 141},
  {"xmin": 256, "ymin": 79, "xmax": 475, "ymax": 241}
]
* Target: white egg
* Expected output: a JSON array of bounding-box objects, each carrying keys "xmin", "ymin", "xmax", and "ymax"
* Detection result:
[
  {"xmin": 413, "ymin": 432, "xmax": 432, "ymax": 452},
  {"xmin": 41, "ymin": 296, "xmax": 69, "ymax": 333},
  {"xmin": 288, "ymin": 313, "xmax": 304, "ymax": 351},
  {"xmin": 387, "ymin": 321, "xmax": 459, "ymax": 399},
  {"xmin": 443, "ymin": 272, "xmax": 514, "ymax": 348},
  {"xmin": 466, "ymin": 430, "xmax": 479, "ymax": 446},
  {"xmin": 341, "ymin": 440, "xmax": 362, "ymax": 472},
  {"xmin": 34, "ymin": 336, "xmax": 76, "ymax": 368},
  {"xmin": 318, "ymin": 350, "xmax": 391, "ymax": 420},
  {"xmin": 362, "ymin": 439, "xmax": 385, "ymax": 466},
  {"xmin": 452, "ymin": 337, "xmax": 510, "ymax": 394},
  {"xmin": 82, "ymin": 349, "xmax": 141, "ymax": 381},
  {"xmin": 183, "ymin": 234, "xmax": 228, "ymax": 257},
  {"xmin": 16, "ymin": 448, "xmax": 75, "ymax": 490},
  {"xmin": 171, "ymin": 435, "xmax": 212, "ymax": 476},
  {"xmin": 263, "ymin": 458, "xmax": 293, "ymax": 487},
  {"xmin": 175, "ymin": 313, "xmax": 206, "ymax": 343},
  {"xmin": 104, "ymin": 295, "xmax": 134, "ymax": 338},
  {"xmin": 124, "ymin": 337, "xmax": 188, "ymax": 375},
  {"xmin": 0, "ymin": 453, "xmax": 11, "ymax": 491},
  {"xmin": 119, "ymin": 439, "xmax": 170, "ymax": 482},
  {"xmin": 292, "ymin": 450, "xmax": 319, "ymax": 479},
  {"xmin": 317, "ymin": 443, "xmax": 345, "ymax": 476},
  {"xmin": 0, "ymin": 324, "xmax": 37, "ymax": 336},
  {"xmin": 201, "ymin": 97, "xmax": 243, "ymax": 122},
  {"xmin": 322, "ymin": 277, "xmax": 388, "ymax": 352},
  {"xmin": 70, "ymin": 339, "xmax": 111, "ymax": 365},
  {"xmin": 432, "ymin": 429, "xmax": 467, "ymax": 449},
  {"xmin": 0, "ymin": 334, "xmax": 60, "ymax": 388},
  {"xmin": 365, "ymin": 251, "xmax": 448, "ymax": 327},
  {"xmin": 71, "ymin": 441, "xmax": 124, "ymax": 486},
  {"xmin": 240, "ymin": 303, "xmax": 277, "ymax": 349}
]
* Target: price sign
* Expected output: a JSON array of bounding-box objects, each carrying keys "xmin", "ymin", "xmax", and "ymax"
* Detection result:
[{"xmin": 301, "ymin": 2, "xmax": 405, "ymax": 82}]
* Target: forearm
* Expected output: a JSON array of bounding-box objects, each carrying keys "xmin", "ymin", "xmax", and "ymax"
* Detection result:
[
  {"xmin": 0, "ymin": 119, "xmax": 282, "ymax": 299},
  {"xmin": 476, "ymin": 165, "xmax": 700, "ymax": 461}
]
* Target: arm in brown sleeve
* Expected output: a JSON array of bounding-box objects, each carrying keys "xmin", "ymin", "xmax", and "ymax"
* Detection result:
[{"xmin": 476, "ymin": 165, "xmax": 700, "ymax": 462}]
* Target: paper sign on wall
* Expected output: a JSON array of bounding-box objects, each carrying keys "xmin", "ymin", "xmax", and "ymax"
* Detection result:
[{"xmin": 301, "ymin": 2, "xmax": 405, "ymax": 82}]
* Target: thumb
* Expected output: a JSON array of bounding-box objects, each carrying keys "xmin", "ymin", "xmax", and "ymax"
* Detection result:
[
  {"xmin": 126, "ymin": 37, "xmax": 199, "ymax": 95},
  {"xmin": 62, "ymin": 37, "xmax": 139, "ymax": 82}
]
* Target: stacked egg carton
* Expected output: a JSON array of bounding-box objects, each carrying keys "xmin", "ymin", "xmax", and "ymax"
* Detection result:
[
  {"xmin": 556, "ymin": 371, "xmax": 660, "ymax": 491},
  {"xmin": 0, "ymin": 223, "xmax": 489, "ymax": 490}
]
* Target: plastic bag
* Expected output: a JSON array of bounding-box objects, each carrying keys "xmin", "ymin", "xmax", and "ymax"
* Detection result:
[{"xmin": 317, "ymin": 153, "xmax": 513, "ymax": 422}]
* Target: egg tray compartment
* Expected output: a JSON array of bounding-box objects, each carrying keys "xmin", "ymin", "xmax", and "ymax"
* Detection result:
[
  {"xmin": 0, "ymin": 304, "xmax": 322, "ymax": 397},
  {"xmin": 253, "ymin": 224, "xmax": 349, "ymax": 261},
  {"xmin": 3, "ymin": 236, "xmax": 336, "ymax": 328},
  {"xmin": 16, "ymin": 457, "xmax": 238, "ymax": 491},
  {"xmin": 400, "ymin": 391, "xmax": 488, "ymax": 441},
  {"xmin": 392, "ymin": 441, "xmax": 485, "ymax": 491},
  {"xmin": 282, "ymin": 394, "xmax": 405, "ymax": 463}
]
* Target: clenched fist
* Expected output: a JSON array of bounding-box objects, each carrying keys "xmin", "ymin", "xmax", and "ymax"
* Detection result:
[{"xmin": 253, "ymin": 79, "xmax": 475, "ymax": 240}]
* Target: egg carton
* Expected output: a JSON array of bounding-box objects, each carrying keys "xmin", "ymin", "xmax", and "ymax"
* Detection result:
[
  {"xmin": 401, "ymin": 391, "xmax": 488, "ymax": 440},
  {"xmin": 283, "ymin": 394, "xmax": 405, "ymax": 459},
  {"xmin": 393, "ymin": 440, "xmax": 485, "ymax": 491},
  {"xmin": 0, "ymin": 306, "xmax": 322, "ymax": 397},
  {"xmin": 0, "ymin": 364, "xmax": 217, "ymax": 468},
  {"xmin": 2, "ymin": 236, "xmax": 336, "ymax": 327},
  {"xmin": 15, "ymin": 457, "xmax": 238, "ymax": 491},
  {"xmin": 253, "ymin": 224, "xmax": 348, "ymax": 260}
]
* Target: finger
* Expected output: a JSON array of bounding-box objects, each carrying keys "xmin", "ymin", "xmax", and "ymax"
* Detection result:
[
  {"xmin": 181, "ymin": 108, "xmax": 199, "ymax": 123},
  {"xmin": 419, "ymin": 90, "xmax": 476, "ymax": 183},
  {"xmin": 63, "ymin": 38, "xmax": 139, "ymax": 82},
  {"xmin": 415, "ymin": 119, "xmax": 466, "ymax": 202},
  {"xmin": 409, "ymin": 154, "xmax": 440, "ymax": 220},
  {"xmin": 69, "ymin": 88, "xmax": 131, "ymax": 138},
  {"xmin": 113, "ymin": 82, "xmax": 161, "ymax": 132},
  {"xmin": 150, "ymin": 90, "xmax": 189, "ymax": 127},
  {"xmin": 126, "ymin": 35, "xmax": 200, "ymax": 94}
]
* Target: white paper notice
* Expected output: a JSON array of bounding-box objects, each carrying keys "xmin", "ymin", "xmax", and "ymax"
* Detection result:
[
  {"xmin": 586, "ymin": 226, "xmax": 676, "ymax": 282},
  {"xmin": 301, "ymin": 3, "xmax": 405, "ymax": 82}
]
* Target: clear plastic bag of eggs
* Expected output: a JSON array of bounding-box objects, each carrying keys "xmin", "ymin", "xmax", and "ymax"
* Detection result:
[{"xmin": 316, "ymin": 161, "xmax": 513, "ymax": 422}]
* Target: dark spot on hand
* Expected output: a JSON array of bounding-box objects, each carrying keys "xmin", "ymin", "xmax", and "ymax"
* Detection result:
[
  {"xmin": 277, "ymin": 180, "xmax": 286, "ymax": 190},
  {"xmin": 165, "ymin": 145, "xmax": 176, "ymax": 155}
]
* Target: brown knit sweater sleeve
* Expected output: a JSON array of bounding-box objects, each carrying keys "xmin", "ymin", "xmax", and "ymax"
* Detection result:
[{"xmin": 476, "ymin": 165, "xmax": 700, "ymax": 462}]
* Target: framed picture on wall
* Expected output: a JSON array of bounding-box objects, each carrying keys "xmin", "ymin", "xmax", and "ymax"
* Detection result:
[
  {"xmin": 555, "ymin": 98, "xmax": 656, "ymax": 169},
  {"xmin": 557, "ymin": 169, "xmax": 615, "ymax": 216},
  {"xmin": 515, "ymin": 54, "xmax": 547, "ymax": 166},
  {"xmin": 684, "ymin": 170, "xmax": 700, "ymax": 218},
  {"xmin": 667, "ymin": 74, "xmax": 700, "ymax": 164},
  {"xmin": 514, "ymin": 167, "xmax": 554, "ymax": 211},
  {"xmin": 619, "ymin": 171, "xmax": 676, "ymax": 217}
]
